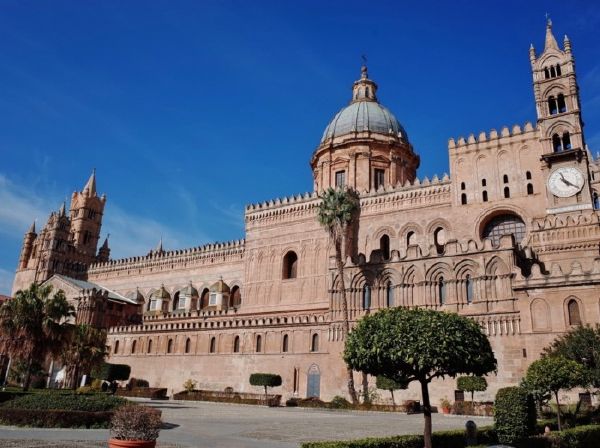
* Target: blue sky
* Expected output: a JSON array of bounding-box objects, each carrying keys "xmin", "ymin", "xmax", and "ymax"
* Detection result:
[{"xmin": 1, "ymin": 1, "xmax": 600, "ymax": 294}]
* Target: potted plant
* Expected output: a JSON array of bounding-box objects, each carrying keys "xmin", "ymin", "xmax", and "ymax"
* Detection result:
[
  {"xmin": 109, "ymin": 405, "xmax": 162, "ymax": 448},
  {"xmin": 440, "ymin": 397, "xmax": 451, "ymax": 414}
]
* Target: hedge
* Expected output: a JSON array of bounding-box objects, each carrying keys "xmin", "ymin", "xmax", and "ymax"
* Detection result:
[
  {"xmin": 301, "ymin": 427, "xmax": 497, "ymax": 448},
  {"xmin": 0, "ymin": 392, "xmax": 127, "ymax": 412},
  {"xmin": 116, "ymin": 387, "xmax": 168, "ymax": 399},
  {"xmin": 546, "ymin": 424, "xmax": 600, "ymax": 448},
  {"xmin": 0, "ymin": 408, "xmax": 112, "ymax": 428},
  {"xmin": 494, "ymin": 386, "xmax": 536, "ymax": 445}
]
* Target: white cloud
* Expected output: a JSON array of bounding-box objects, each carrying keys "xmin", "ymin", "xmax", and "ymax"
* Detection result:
[{"xmin": 0, "ymin": 268, "xmax": 15, "ymax": 296}]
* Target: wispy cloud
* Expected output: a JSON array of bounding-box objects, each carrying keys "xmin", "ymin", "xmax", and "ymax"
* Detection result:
[{"xmin": 0, "ymin": 268, "xmax": 15, "ymax": 296}]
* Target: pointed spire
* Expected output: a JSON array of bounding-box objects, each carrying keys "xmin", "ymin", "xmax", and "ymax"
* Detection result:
[
  {"xmin": 58, "ymin": 201, "xmax": 66, "ymax": 217},
  {"xmin": 27, "ymin": 220, "xmax": 36, "ymax": 234},
  {"xmin": 156, "ymin": 236, "xmax": 163, "ymax": 253},
  {"xmin": 83, "ymin": 169, "xmax": 97, "ymax": 197},
  {"xmin": 101, "ymin": 234, "xmax": 110, "ymax": 249},
  {"xmin": 544, "ymin": 18, "xmax": 559, "ymax": 51},
  {"xmin": 564, "ymin": 34, "xmax": 571, "ymax": 53},
  {"xmin": 529, "ymin": 43, "xmax": 536, "ymax": 62}
]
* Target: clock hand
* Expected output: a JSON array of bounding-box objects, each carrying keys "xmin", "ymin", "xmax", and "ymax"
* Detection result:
[{"xmin": 559, "ymin": 176, "xmax": 575, "ymax": 187}]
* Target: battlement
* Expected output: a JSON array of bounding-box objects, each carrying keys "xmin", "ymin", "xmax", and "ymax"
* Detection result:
[
  {"xmin": 448, "ymin": 122, "xmax": 537, "ymax": 151},
  {"xmin": 88, "ymin": 239, "xmax": 245, "ymax": 274}
]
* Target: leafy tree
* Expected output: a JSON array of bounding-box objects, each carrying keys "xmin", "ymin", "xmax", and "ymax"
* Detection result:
[
  {"xmin": 543, "ymin": 325, "xmax": 600, "ymax": 388},
  {"xmin": 249, "ymin": 373, "xmax": 282, "ymax": 405},
  {"xmin": 0, "ymin": 283, "xmax": 75, "ymax": 391},
  {"xmin": 317, "ymin": 186, "xmax": 360, "ymax": 404},
  {"xmin": 376, "ymin": 375, "xmax": 408, "ymax": 408},
  {"xmin": 522, "ymin": 355, "xmax": 583, "ymax": 431},
  {"xmin": 344, "ymin": 307, "xmax": 497, "ymax": 448},
  {"xmin": 61, "ymin": 324, "xmax": 107, "ymax": 389},
  {"xmin": 456, "ymin": 375, "xmax": 488, "ymax": 404},
  {"xmin": 92, "ymin": 362, "xmax": 131, "ymax": 382}
]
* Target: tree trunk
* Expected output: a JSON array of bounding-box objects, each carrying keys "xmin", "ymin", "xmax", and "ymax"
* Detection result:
[
  {"xmin": 555, "ymin": 390, "xmax": 562, "ymax": 432},
  {"xmin": 23, "ymin": 357, "xmax": 33, "ymax": 392},
  {"xmin": 362, "ymin": 372, "xmax": 370, "ymax": 404},
  {"xmin": 336, "ymin": 234, "xmax": 358, "ymax": 405},
  {"xmin": 420, "ymin": 379, "xmax": 432, "ymax": 448},
  {"xmin": 390, "ymin": 390, "xmax": 395, "ymax": 408},
  {"xmin": 264, "ymin": 386, "xmax": 268, "ymax": 406}
]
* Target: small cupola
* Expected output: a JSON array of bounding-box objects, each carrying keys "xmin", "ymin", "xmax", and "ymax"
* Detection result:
[
  {"xmin": 208, "ymin": 278, "xmax": 230, "ymax": 311},
  {"xmin": 351, "ymin": 65, "xmax": 378, "ymax": 103}
]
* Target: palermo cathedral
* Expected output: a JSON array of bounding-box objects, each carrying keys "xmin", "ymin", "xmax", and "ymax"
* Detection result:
[{"xmin": 11, "ymin": 22, "xmax": 600, "ymax": 402}]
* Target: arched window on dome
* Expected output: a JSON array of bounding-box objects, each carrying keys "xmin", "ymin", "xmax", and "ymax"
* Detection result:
[{"xmin": 283, "ymin": 251, "xmax": 298, "ymax": 279}]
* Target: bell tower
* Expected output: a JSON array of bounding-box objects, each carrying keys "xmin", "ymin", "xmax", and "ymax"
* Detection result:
[
  {"xmin": 530, "ymin": 20, "xmax": 593, "ymax": 214},
  {"xmin": 70, "ymin": 170, "xmax": 106, "ymax": 256}
]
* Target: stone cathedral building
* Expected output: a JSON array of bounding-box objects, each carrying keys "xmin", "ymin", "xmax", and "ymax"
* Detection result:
[{"xmin": 11, "ymin": 22, "xmax": 600, "ymax": 402}]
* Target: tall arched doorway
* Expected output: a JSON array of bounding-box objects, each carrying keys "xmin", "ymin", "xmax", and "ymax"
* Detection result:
[{"xmin": 307, "ymin": 364, "xmax": 321, "ymax": 398}]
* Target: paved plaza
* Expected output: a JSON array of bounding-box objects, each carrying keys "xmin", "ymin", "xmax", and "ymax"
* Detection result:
[{"xmin": 0, "ymin": 399, "xmax": 492, "ymax": 448}]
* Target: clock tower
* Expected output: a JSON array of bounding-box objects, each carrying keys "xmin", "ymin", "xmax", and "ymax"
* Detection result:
[{"xmin": 530, "ymin": 20, "xmax": 593, "ymax": 214}]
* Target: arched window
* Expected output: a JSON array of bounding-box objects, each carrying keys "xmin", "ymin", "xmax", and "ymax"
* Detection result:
[
  {"xmin": 131, "ymin": 340, "xmax": 137, "ymax": 354},
  {"xmin": 556, "ymin": 64, "xmax": 562, "ymax": 76},
  {"xmin": 465, "ymin": 275, "xmax": 473, "ymax": 304},
  {"xmin": 209, "ymin": 337, "xmax": 216, "ymax": 353},
  {"xmin": 593, "ymin": 192, "xmax": 600, "ymax": 210},
  {"xmin": 185, "ymin": 338, "xmax": 191, "ymax": 354},
  {"xmin": 481, "ymin": 178, "xmax": 487, "ymax": 187},
  {"xmin": 438, "ymin": 277, "xmax": 446, "ymax": 305},
  {"xmin": 406, "ymin": 231, "xmax": 415, "ymax": 246},
  {"xmin": 550, "ymin": 66, "xmax": 556, "ymax": 78},
  {"xmin": 504, "ymin": 187, "xmax": 510, "ymax": 198},
  {"xmin": 552, "ymin": 134, "xmax": 562, "ymax": 152},
  {"xmin": 172, "ymin": 292, "xmax": 182, "ymax": 311},
  {"xmin": 434, "ymin": 227, "xmax": 446, "ymax": 255},
  {"xmin": 380, "ymin": 234, "xmax": 390, "ymax": 260},
  {"xmin": 256, "ymin": 335, "xmax": 262, "ymax": 353},
  {"xmin": 527, "ymin": 183, "xmax": 534, "ymax": 195},
  {"xmin": 548, "ymin": 96, "xmax": 558, "ymax": 115},
  {"xmin": 544, "ymin": 67, "xmax": 550, "ymax": 79},
  {"xmin": 283, "ymin": 251, "xmax": 298, "ymax": 279},
  {"xmin": 200, "ymin": 288, "xmax": 210, "ymax": 309},
  {"xmin": 167, "ymin": 339, "xmax": 173, "ymax": 354},
  {"xmin": 311, "ymin": 333, "xmax": 319, "ymax": 352},
  {"xmin": 233, "ymin": 336, "xmax": 240, "ymax": 353},
  {"xmin": 147, "ymin": 339, "xmax": 153, "ymax": 354},
  {"xmin": 386, "ymin": 282, "xmax": 394, "ymax": 307},
  {"xmin": 526, "ymin": 171, "xmax": 532, "ymax": 180},
  {"xmin": 562, "ymin": 132, "xmax": 572, "ymax": 150},
  {"xmin": 230, "ymin": 285, "xmax": 242, "ymax": 308},
  {"xmin": 503, "ymin": 174, "xmax": 509, "ymax": 184},
  {"xmin": 114, "ymin": 340, "xmax": 119, "ymax": 354},
  {"xmin": 461, "ymin": 193, "xmax": 467, "ymax": 205},
  {"xmin": 568, "ymin": 299, "xmax": 582, "ymax": 326},
  {"xmin": 482, "ymin": 191, "xmax": 488, "ymax": 202},
  {"xmin": 461, "ymin": 182, "xmax": 466, "ymax": 190},
  {"xmin": 362, "ymin": 285, "xmax": 371, "ymax": 310},
  {"xmin": 482, "ymin": 214, "xmax": 526, "ymax": 246},
  {"xmin": 557, "ymin": 94, "xmax": 567, "ymax": 113},
  {"xmin": 282, "ymin": 334, "xmax": 289, "ymax": 353}
]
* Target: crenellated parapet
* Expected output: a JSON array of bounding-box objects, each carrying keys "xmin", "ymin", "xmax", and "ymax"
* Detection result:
[
  {"xmin": 513, "ymin": 257, "xmax": 600, "ymax": 290},
  {"xmin": 88, "ymin": 239, "xmax": 245, "ymax": 275},
  {"xmin": 448, "ymin": 122, "xmax": 537, "ymax": 153}
]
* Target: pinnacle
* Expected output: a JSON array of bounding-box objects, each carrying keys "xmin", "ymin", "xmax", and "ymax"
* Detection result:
[
  {"xmin": 83, "ymin": 169, "xmax": 97, "ymax": 197},
  {"xmin": 27, "ymin": 220, "xmax": 36, "ymax": 234},
  {"xmin": 544, "ymin": 18, "xmax": 559, "ymax": 51}
]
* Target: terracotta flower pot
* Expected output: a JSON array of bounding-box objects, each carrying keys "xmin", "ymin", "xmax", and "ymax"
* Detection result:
[{"xmin": 108, "ymin": 439, "xmax": 156, "ymax": 448}]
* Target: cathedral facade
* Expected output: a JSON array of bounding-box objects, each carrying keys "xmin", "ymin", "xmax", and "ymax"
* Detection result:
[{"xmin": 11, "ymin": 22, "xmax": 600, "ymax": 403}]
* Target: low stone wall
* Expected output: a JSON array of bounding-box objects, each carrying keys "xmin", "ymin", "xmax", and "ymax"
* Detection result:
[
  {"xmin": 116, "ymin": 387, "xmax": 168, "ymax": 400},
  {"xmin": 173, "ymin": 389, "xmax": 281, "ymax": 407}
]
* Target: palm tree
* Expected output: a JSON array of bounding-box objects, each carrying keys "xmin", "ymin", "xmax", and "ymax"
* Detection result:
[
  {"xmin": 0, "ymin": 283, "xmax": 74, "ymax": 390},
  {"xmin": 61, "ymin": 324, "xmax": 108, "ymax": 389},
  {"xmin": 317, "ymin": 187, "xmax": 360, "ymax": 404}
]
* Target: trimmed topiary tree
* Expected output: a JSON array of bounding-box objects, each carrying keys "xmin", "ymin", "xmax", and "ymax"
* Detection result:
[
  {"xmin": 344, "ymin": 307, "xmax": 497, "ymax": 448},
  {"xmin": 522, "ymin": 355, "xmax": 584, "ymax": 431},
  {"xmin": 494, "ymin": 386, "xmax": 536, "ymax": 445},
  {"xmin": 456, "ymin": 375, "xmax": 487, "ymax": 405},
  {"xmin": 249, "ymin": 373, "xmax": 282, "ymax": 405},
  {"xmin": 376, "ymin": 375, "xmax": 408, "ymax": 408}
]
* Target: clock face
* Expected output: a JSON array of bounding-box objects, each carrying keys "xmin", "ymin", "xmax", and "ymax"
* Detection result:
[{"xmin": 547, "ymin": 167, "xmax": 585, "ymax": 198}]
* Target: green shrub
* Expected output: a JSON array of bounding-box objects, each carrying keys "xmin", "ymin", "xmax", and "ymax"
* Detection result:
[
  {"xmin": 249, "ymin": 373, "xmax": 282, "ymax": 388},
  {"xmin": 0, "ymin": 408, "xmax": 113, "ymax": 428},
  {"xmin": 286, "ymin": 397, "xmax": 299, "ymax": 407},
  {"xmin": 1, "ymin": 392, "xmax": 127, "ymax": 412},
  {"xmin": 91, "ymin": 379, "xmax": 105, "ymax": 390},
  {"xmin": 494, "ymin": 386, "xmax": 536, "ymax": 445},
  {"xmin": 549, "ymin": 424, "xmax": 600, "ymax": 448},
  {"xmin": 76, "ymin": 386, "xmax": 95, "ymax": 395},
  {"xmin": 92, "ymin": 362, "xmax": 131, "ymax": 382},
  {"xmin": 301, "ymin": 427, "xmax": 497, "ymax": 448},
  {"xmin": 330, "ymin": 396, "xmax": 352, "ymax": 409},
  {"xmin": 456, "ymin": 375, "xmax": 487, "ymax": 402}
]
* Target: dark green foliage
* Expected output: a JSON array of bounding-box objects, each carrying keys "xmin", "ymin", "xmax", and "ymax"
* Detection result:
[
  {"xmin": 128, "ymin": 377, "xmax": 150, "ymax": 388},
  {"xmin": 494, "ymin": 386, "xmax": 536, "ymax": 445},
  {"xmin": 249, "ymin": 373, "xmax": 282, "ymax": 388},
  {"xmin": 457, "ymin": 376, "xmax": 487, "ymax": 395},
  {"xmin": 544, "ymin": 325, "xmax": 600, "ymax": 388},
  {"xmin": 301, "ymin": 427, "xmax": 497, "ymax": 448},
  {"xmin": 376, "ymin": 376, "xmax": 408, "ymax": 392},
  {"xmin": 92, "ymin": 362, "xmax": 131, "ymax": 382},
  {"xmin": 0, "ymin": 391, "xmax": 127, "ymax": 412},
  {"xmin": 547, "ymin": 424, "xmax": 600, "ymax": 448},
  {"xmin": 330, "ymin": 395, "xmax": 352, "ymax": 409},
  {"xmin": 0, "ymin": 408, "xmax": 113, "ymax": 428},
  {"xmin": 116, "ymin": 388, "xmax": 168, "ymax": 399}
]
